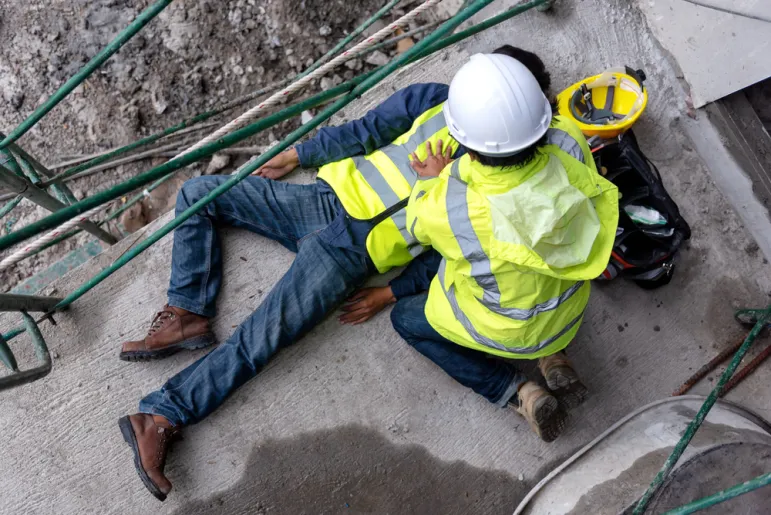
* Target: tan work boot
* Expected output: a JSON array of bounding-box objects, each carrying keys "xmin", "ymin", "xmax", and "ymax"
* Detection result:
[
  {"xmin": 538, "ymin": 352, "xmax": 588, "ymax": 409},
  {"xmin": 118, "ymin": 413, "xmax": 181, "ymax": 501},
  {"xmin": 119, "ymin": 305, "xmax": 215, "ymax": 361},
  {"xmin": 513, "ymin": 381, "xmax": 568, "ymax": 442}
]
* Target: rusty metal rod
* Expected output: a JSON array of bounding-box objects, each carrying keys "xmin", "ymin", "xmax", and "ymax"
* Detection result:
[
  {"xmin": 719, "ymin": 341, "xmax": 771, "ymax": 397},
  {"xmin": 671, "ymin": 338, "xmax": 744, "ymax": 396}
]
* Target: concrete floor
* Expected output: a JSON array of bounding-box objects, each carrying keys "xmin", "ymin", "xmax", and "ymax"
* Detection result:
[{"xmin": 2, "ymin": 1, "xmax": 771, "ymax": 514}]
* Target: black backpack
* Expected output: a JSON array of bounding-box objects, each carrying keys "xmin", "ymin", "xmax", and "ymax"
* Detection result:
[{"xmin": 591, "ymin": 130, "xmax": 691, "ymax": 289}]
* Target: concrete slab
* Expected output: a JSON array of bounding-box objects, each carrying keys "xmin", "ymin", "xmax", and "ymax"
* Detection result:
[
  {"xmin": 2, "ymin": 1, "xmax": 771, "ymax": 514},
  {"xmin": 638, "ymin": 0, "xmax": 771, "ymax": 107}
]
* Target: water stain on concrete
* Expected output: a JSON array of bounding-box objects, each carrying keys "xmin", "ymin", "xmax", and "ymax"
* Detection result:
[{"xmin": 172, "ymin": 424, "xmax": 527, "ymax": 515}]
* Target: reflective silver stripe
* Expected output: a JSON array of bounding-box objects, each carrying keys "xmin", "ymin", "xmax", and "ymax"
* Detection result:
[
  {"xmin": 483, "ymin": 280, "xmax": 585, "ymax": 320},
  {"xmin": 445, "ymin": 169, "xmax": 585, "ymax": 320},
  {"xmin": 353, "ymin": 155, "xmax": 418, "ymax": 249},
  {"xmin": 437, "ymin": 260, "xmax": 583, "ymax": 354},
  {"xmin": 380, "ymin": 110, "xmax": 449, "ymax": 185},
  {"xmin": 445, "ymin": 175, "xmax": 503, "ymax": 307},
  {"xmin": 402, "ymin": 110, "xmax": 448, "ymax": 154},
  {"xmin": 450, "ymin": 159, "xmax": 461, "ymax": 179},
  {"xmin": 546, "ymin": 128, "xmax": 585, "ymax": 164}
]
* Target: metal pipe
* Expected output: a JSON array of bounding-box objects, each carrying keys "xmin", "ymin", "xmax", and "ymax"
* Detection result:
[
  {"xmin": 45, "ymin": 121, "xmax": 220, "ymax": 171},
  {"xmin": 663, "ymin": 472, "xmax": 771, "ymax": 515},
  {"xmin": 0, "ymin": 312, "xmax": 52, "ymax": 392},
  {"xmin": 0, "ymin": 294, "xmax": 63, "ymax": 313},
  {"xmin": 46, "ymin": 139, "xmax": 196, "ymax": 185},
  {"xmin": 0, "ymin": 164, "xmax": 117, "ymax": 245},
  {"xmin": 0, "ymin": 0, "xmax": 175, "ymax": 149},
  {"xmin": 633, "ymin": 306, "xmax": 771, "ymax": 514},
  {"xmin": 0, "ymin": 196, "xmax": 22, "ymax": 219}
]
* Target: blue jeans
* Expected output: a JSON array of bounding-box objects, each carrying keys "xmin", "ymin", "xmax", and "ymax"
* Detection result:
[
  {"xmin": 390, "ymin": 293, "xmax": 527, "ymax": 407},
  {"xmin": 140, "ymin": 176, "xmax": 373, "ymax": 426}
]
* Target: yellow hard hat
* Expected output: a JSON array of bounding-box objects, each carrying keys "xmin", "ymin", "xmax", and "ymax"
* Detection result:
[{"xmin": 557, "ymin": 67, "xmax": 648, "ymax": 138}]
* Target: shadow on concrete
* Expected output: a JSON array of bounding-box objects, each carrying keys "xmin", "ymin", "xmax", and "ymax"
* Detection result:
[{"xmin": 172, "ymin": 424, "xmax": 526, "ymax": 515}]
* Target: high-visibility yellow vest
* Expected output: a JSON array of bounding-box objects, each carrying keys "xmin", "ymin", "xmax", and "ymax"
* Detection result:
[
  {"xmin": 407, "ymin": 116, "xmax": 619, "ymax": 359},
  {"xmin": 317, "ymin": 103, "xmax": 459, "ymax": 273}
]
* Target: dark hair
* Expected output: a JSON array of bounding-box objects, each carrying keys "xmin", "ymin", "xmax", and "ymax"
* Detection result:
[
  {"xmin": 467, "ymin": 133, "xmax": 547, "ymax": 168},
  {"xmin": 466, "ymin": 45, "xmax": 550, "ymax": 168},
  {"xmin": 493, "ymin": 44, "xmax": 551, "ymax": 95}
]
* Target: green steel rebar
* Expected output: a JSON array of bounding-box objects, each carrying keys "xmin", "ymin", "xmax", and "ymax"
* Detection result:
[
  {"xmin": 0, "ymin": 0, "xmax": 174, "ymax": 149},
  {"xmin": 0, "ymin": 163, "xmax": 117, "ymax": 244},
  {"xmin": 361, "ymin": 19, "xmax": 446, "ymax": 56},
  {"xmin": 0, "ymin": 327, "xmax": 24, "ymax": 343},
  {"xmin": 663, "ymin": 472, "xmax": 771, "ymax": 515},
  {"xmin": 47, "ymin": 0, "xmax": 505, "ymax": 314},
  {"xmin": 0, "ymin": 312, "xmax": 52, "ymax": 391},
  {"xmin": 0, "ymin": 332, "xmax": 18, "ymax": 371},
  {"xmin": 0, "ymin": 197, "xmax": 22, "ymax": 220},
  {"xmin": 633, "ymin": 306, "xmax": 771, "ymax": 514},
  {"xmin": 14, "ymin": 150, "xmax": 76, "ymax": 204},
  {"xmin": 44, "ymin": 113, "xmax": 220, "ymax": 186},
  {"xmin": 0, "ymin": 80, "xmax": 367, "ymax": 252}
]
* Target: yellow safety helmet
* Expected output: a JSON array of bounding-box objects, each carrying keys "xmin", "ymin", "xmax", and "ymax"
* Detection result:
[{"xmin": 557, "ymin": 67, "xmax": 648, "ymax": 138}]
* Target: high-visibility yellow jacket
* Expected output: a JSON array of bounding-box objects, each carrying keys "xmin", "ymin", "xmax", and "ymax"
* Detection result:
[
  {"xmin": 407, "ymin": 116, "xmax": 619, "ymax": 359},
  {"xmin": 317, "ymin": 103, "xmax": 459, "ymax": 273}
]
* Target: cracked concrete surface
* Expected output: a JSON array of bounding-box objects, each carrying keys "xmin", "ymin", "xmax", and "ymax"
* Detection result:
[{"xmin": 1, "ymin": 1, "xmax": 771, "ymax": 513}]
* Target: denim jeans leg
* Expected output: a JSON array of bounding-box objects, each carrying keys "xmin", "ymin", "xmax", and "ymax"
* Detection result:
[
  {"xmin": 166, "ymin": 175, "xmax": 341, "ymax": 317},
  {"xmin": 390, "ymin": 293, "xmax": 528, "ymax": 407},
  {"xmin": 140, "ymin": 232, "xmax": 372, "ymax": 426}
]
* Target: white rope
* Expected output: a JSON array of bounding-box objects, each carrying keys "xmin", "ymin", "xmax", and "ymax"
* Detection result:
[
  {"xmin": 0, "ymin": 1, "xmax": 440, "ymax": 270},
  {"xmin": 0, "ymin": 205, "xmax": 105, "ymax": 272},
  {"xmin": 178, "ymin": 0, "xmax": 442, "ymax": 157}
]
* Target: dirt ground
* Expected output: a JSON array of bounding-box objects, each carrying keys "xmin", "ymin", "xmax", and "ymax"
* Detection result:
[{"xmin": 0, "ymin": 0, "xmax": 438, "ymax": 290}]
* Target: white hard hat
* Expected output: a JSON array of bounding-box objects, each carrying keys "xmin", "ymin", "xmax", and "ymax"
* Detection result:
[{"xmin": 444, "ymin": 53, "xmax": 552, "ymax": 157}]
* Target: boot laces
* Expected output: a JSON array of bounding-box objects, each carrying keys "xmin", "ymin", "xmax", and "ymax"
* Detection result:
[{"xmin": 147, "ymin": 310, "xmax": 175, "ymax": 336}]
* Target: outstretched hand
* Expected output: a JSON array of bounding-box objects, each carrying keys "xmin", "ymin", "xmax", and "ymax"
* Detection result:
[
  {"xmin": 338, "ymin": 286, "xmax": 396, "ymax": 325},
  {"xmin": 410, "ymin": 139, "xmax": 453, "ymax": 178},
  {"xmin": 253, "ymin": 148, "xmax": 300, "ymax": 180}
]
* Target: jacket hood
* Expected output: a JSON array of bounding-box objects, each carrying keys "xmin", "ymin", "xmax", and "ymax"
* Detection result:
[{"xmin": 473, "ymin": 153, "xmax": 619, "ymax": 281}]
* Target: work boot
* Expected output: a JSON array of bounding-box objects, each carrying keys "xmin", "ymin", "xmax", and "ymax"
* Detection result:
[
  {"xmin": 511, "ymin": 381, "xmax": 568, "ymax": 442},
  {"xmin": 118, "ymin": 413, "xmax": 180, "ymax": 501},
  {"xmin": 538, "ymin": 351, "xmax": 588, "ymax": 409},
  {"xmin": 119, "ymin": 305, "xmax": 215, "ymax": 361}
]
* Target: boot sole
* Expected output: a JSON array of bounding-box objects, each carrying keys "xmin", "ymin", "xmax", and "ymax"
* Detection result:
[
  {"xmin": 544, "ymin": 366, "xmax": 588, "ymax": 410},
  {"xmin": 531, "ymin": 395, "xmax": 569, "ymax": 443},
  {"xmin": 119, "ymin": 333, "xmax": 216, "ymax": 362},
  {"xmin": 118, "ymin": 416, "xmax": 167, "ymax": 502}
]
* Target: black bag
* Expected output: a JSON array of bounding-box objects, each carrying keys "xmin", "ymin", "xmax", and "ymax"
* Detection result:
[{"xmin": 591, "ymin": 130, "xmax": 691, "ymax": 289}]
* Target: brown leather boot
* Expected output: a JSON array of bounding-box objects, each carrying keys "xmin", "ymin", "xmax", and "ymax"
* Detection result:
[
  {"xmin": 511, "ymin": 381, "xmax": 568, "ymax": 442},
  {"xmin": 120, "ymin": 305, "xmax": 215, "ymax": 361},
  {"xmin": 538, "ymin": 351, "xmax": 588, "ymax": 409},
  {"xmin": 118, "ymin": 413, "xmax": 180, "ymax": 501}
]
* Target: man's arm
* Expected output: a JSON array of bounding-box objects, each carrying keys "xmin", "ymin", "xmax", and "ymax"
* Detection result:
[
  {"xmin": 389, "ymin": 249, "xmax": 442, "ymax": 299},
  {"xmin": 338, "ymin": 250, "xmax": 442, "ymax": 326},
  {"xmin": 296, "ymin": 83, "xmax": 449, "ymax": 169}
]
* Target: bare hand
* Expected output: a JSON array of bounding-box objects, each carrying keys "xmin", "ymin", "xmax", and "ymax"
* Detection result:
[
  {"xmin": 410, "ymin": 139, "xmax": 453, "ymax": 178},
  {"xmin": 253, "ymin": 148, "xmax": 300, "ymax": 179},
  {"xmin": 339, "ymin": 286, "xmax": 396, "ymax": 325}
]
